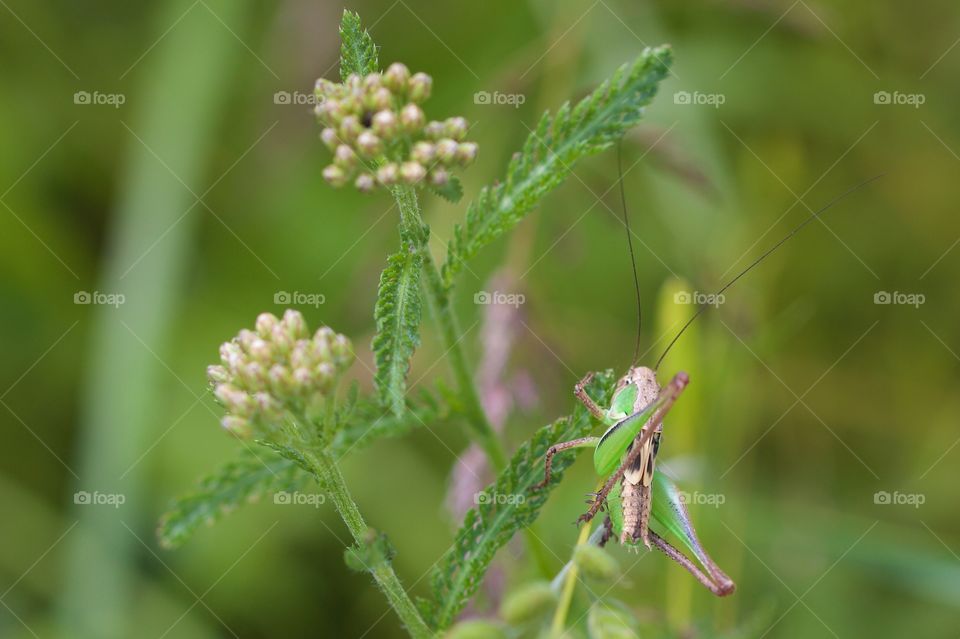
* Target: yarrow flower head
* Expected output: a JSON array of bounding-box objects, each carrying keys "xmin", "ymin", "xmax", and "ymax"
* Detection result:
[
  {"xmin": 314, "ymin": 63, "xmax": 478, "ymax": 192},
  {"xmin": 207, "ymin": 310, "xmax": 354, "ymax": 438}
]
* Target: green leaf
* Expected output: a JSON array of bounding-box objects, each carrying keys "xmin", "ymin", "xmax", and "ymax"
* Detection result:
[
  {"xmin": 441, "ymin": 46, "xmax": 672, "ymax": 289},
  {"xmin": 424, "ymin": 371, "xmax": 615, "ymax": 630},
  {"xmin": 157, "ymin": 448, "xmax": 301, "ymax": 549},
  {"xmin": 344, "ymin": 528, "xmax": 397, "ymax": 572},
  {"xmin": 430, "ymin": 175, "xmax": 464, "ymax": 203},
  {"xmin": 372, "ymin": 248, "xmax": 423, "ymax": 416},
  {"xmin": 338, "ymin": 10, "xmax": 379, "ymax": 80}
]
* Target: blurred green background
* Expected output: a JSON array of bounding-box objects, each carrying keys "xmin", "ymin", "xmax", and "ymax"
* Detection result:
[{"xmin": 2, "ymin": 0, "xmax": 958, "ymax": 637}]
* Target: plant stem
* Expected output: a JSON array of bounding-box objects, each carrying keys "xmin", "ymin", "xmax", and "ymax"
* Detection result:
[
  {"xmin": 391, "ymin": 184, "xmax": 506, "ymax": 470},
  {"xmin": 550, "ymin": 519, "xmax": 594, "ymax": 638},
  {"xmin": 304, "ymin": 447, "xmax": 433, "ymax": 639}
]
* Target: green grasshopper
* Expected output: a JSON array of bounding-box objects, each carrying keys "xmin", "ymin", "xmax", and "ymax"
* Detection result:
[{"xmin": 535, "ymin": 164, "xmax": 881, "ymax": 597}]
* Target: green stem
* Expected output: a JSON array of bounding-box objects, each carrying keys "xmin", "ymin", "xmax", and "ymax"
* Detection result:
[
  {"xmin": 550, "ymin": 519, "xmax": 593, "ymax": 637},
  {"xmin": 391, "ymin": 184, "xmax": 506, "ymax": 470},
  {"xmin": 305, "ymin": 447, "xmax": 433, "ymax": 639}
]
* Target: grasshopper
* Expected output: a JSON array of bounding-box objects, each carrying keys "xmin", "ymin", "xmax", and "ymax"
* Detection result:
[{"xmin": 535, "ymin": 158, "xmax": 881, "ymax": 597}]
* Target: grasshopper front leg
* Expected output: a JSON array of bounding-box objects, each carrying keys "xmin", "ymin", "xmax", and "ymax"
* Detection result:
[
  {"xmin": 574, "ymin": 372, "xmax": 606, "ymax": 421},
  {"xmin": 577, "ymin": 372, "xmax": 689, "ymax": 525}
]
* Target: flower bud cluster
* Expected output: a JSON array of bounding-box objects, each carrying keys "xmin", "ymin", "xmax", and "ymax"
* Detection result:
[
  {"xmin": 315, "ymin": 63, "xmax": 478, "ymax": 192},
  {"xmin": 207, "ymin": 310, "xmax": 353, "ymax": 438}
]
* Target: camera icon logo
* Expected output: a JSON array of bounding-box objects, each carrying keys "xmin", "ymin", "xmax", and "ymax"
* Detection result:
[
  {"xmin": 274, "ymin": 491, "xmax": 292, "ymax": 504},
  {"xmin": 474, "ymin": 492, "xmax": 490, "ymax": 504},
  {"xmin": 873, "ymin": 291, "xmax": 891, "ymax": 304},
  {"xmin": 873, "ymin": 91, "xmax": 891, "ymax": 105},
  {"xmin": 473, "ymin": 91, "xmax": 491, "ymax": 105},
  {"xmin": 673, "ymin": 91, "xmax": 691, "ymax": 105},
  {"xmin": 74, "ymin": 490, "xmax": 91, "ymax": 504},
  {"xmin": 74, "ymin": 291, "xmax": 92, "ymax": 304},
  {"xmin": 473, "ymin": 291, "xmax": 492, "ymax": 305},
  {"xmin": 274, "ymin": 291, "xmax": 291, "ymax": 304},
  {"xmin": 873, "ymin": 490, "xmax": 891, "ymax": 504},
  {"xmin": 274, "ymin": 91, "xmax": 291, "ymax": 105},
  {"xmin": 74, "ymin": 91, "xmax": 91, "ymax": 105},
  {"xmin": 673, "ymin": 290, "xmax": 692, "ymax": 304}
]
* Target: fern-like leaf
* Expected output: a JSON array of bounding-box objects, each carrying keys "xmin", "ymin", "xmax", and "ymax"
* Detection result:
[
  {"xmin": 158, "ymin": 448, "xmax": 301, "ymax": 549},
  {"xmin": 441, "ymin": 46, "xmax": 672, "ymax": 289},
  {"xmin": 372, "ymin": 248, "xmax": 424, "ymax": 416},
  {"xmin": 424, "ymin": 371, "xmax": 615, "ymax": 629},
  {"xmin": 339, "ymin": 10, "xmax": 379, "ymax": 80}
]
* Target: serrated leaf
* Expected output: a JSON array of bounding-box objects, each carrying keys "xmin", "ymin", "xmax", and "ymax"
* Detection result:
[
  {"xmin": 372, "ymin": 248, "xmax": 424, "ymax": 416},
  {"xmin": 441, "ymin": 46, "xmax": 672, "ymax": 289},
  {"xmin": 430, "ymin": 175, "xmax": 464, "ymax": 203},
  {"xmin": 344, "ymin": 528, "xmax": 397, "ymax": 572},
  {"xmin": 425, "ymin": 371, "xmax": 615, "ymax": 630},
  {"xmin": 339, "ymin": 10, "xmax": 379, "ymax": 80},
  {"xmin": 158, "ymin": 448, "xmax": 301, "ymax": 549}
]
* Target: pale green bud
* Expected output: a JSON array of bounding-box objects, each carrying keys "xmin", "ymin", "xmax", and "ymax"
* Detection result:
[
  {"xmin": 331, "ymin": 334, "xmax": 354, "ymax": 367},
  {"xmin": 282, "ymin": 309, "xmax": 309, "ymax": 339},
  {"xmin": 321, "ymin": 99, "xmax": 345, "ymax": 124},
  {"xmin": 456, "ymin": 142, "xmax": 478, "ymax": 166},
  {"xmin": 323, "ymin": 164, "xmax": 347, "ymax": 187},
  {"xmin": 424, "ymin": 120, "xmax": 445, "ymax": 140},
  {"xmin": 444, "ymin": 116, "xmax": 468, "ymax": 140},
  {"xmin": 289, "ymin": 341, "xmax": 310, "ymax": 370},
  {"xmin": 221, "ymin": 416, "xmax": 252, "ymax": 439},
  {"xmin": 500, "ymin": 581, "xmax": 557, "ymax": 625},
  {"xmin": 345, "ymin": 73, "xmax": 362, "ymax": 92},
  {"xmin": 255, "ymin": 312, "xmax": 280, "ymax": 338},
  {"xmin": 408, "ymin": 72, "xmax": 432, "ymax": 102},
  {"xmin": 435, "ymin": 138, "xmax": 458, "ymax": 164},
  {"xmin": 320, "ymin": 128, "xmax": 338, "ymax": 151},
  {"xmin": 429, "ymin": 168, "xmax": 449, "ymax": 187},
  {"xmin": 207, "ymin": 364, "xmax": 229, "ymax": 385},
  {"xmin": 371, "ymin": 110, "xmax": 398, "ymax": 139},
  {"xmin": 268, "ymin": 364, "xmax": 293, "ymax": 395},
  {"xmin": 339, "ymin": 115, "xmax": 362, "ymax": 143},
  {"xmin": 355, "ymin": 173, "xmax": 375, "ymax": 193},
  {"xmin": 399, "ymin": 103, "xmax": 424, "ymax": 132},
  {"xmin": 356, "ymin": 131, "xmax": 382, "ymax": 158},
  {"xmin": 248, "ymin": 337, "xmax": 273, "ymax": 364},
  {"xmin": 314, "ymin": 78, "xmax": 337, "ymax": 99},
  {"xmin": 219, "ymin": 342, "xmax": 243, "ymax": 370},
  {"xmin": 400, "ymin": 161, "xmax": 426, "ymax": 184},
  {"xmin": 383, "ymin": 62, "xmax": 410, "ymax": 93},
  {"xmin": 237, "ymin": 329, "xmax": 258, "ymax": 352},
  {"xmin": 333, "ymin": 144, "xmax": 357, "ymax": 170},
  {"xmin": 377, "ymin": 163, "xmax": 400, "ymax": 186},
  {"xmin": 367, "ymin": 87, "xmax": 393, "ymax": 112},
  {"xmin": 411, "ymin": 141, "xmax": 435, "ymax": 165},
  {"xmin": 573, "ymin": 544, "xmax": 620, "ymax": 581},
  {"xmin": 362, "ymin": 72, "xmax": 383, "ymax": 91},
  {"xmin": 291, "ymin": 367, "xmax": 312, "ymax": 395},
  {"xmin": 270, "ymin": 323, "xmax": 295, "ymax": 355},
  {"xmin": 237, "ymin": 361, "xmax": 265, "ymax": 389}
]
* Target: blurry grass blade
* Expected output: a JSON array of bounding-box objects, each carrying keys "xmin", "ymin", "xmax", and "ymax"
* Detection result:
[
  {"xmin": 158, "ymin": 449, "xmax": 301, "ymax": 549},
  {"xmin": 372, "ymin": 249, "xmax": 424, "ymax": 416},
  {"xmin": 425, "ymin": 371, "xmax": 615, "ymax": 630},
  {"xmin": 339, "ymin": 10, "xmax": 379, "ymax": 79},
  {"xmin": 441, "ymin": 46, "xmax": 672, "ymax": 289}
]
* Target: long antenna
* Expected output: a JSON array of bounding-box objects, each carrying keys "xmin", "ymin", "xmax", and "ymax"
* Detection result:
[
  {"xmin": 618, "ymin": 142, "xmax": 643, "ymax": 367},
  {"xmin": 654, "ymin": 173, "xmax": 884, "ymax": 371}
]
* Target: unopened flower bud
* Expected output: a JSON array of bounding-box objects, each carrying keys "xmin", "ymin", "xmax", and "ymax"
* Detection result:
[
  {"xmin": 339, "ymin": 115, "xmax": 362, "ymax": 143},
  {"xmin": 321, "ymin": 99, "xmax": 345, "ymax": 124},
  {"xmin": 323, "ymin": 164, "xmax": 347, "ymax": 187},
  {"xmin": 282, "ymin": 309, "xmax": 308, "ymax": 339},
  {"xmin": 430, "ymin": 168, "xmax": 449, "ymax": 187},
  {"xmin": 207, "ymin": 365, "xmax": 229, "ymax": 385},
  {"xmin": 345, "ymin": 73, "xmax": 362, "ymax": 92},
  {"xmin": 268, "ymin": 364, "xmax": 292, "ymax": 395},
  {"xmin": 377, "ymin": 163, "xmax": 399, "ymax": 185},
  {"xmin": 320, "ymin": 128, "xmax": 338, "ymax": 151},
  {"xmin": 383, "ymin": 62, "xmax": 410, "ymax": 93},
  {"xmin": 435, "ymin": 138, "xmax": 458, "ymax": 164},
  {"xmin": 400, "ymin": 161, "xmax": 426, "ymax": 184},
  {"xmin": 371, "ymin": 110, "xmax": 398, "ymax": 139},
  {"xmin": 363, "ymin": 72, "xmax": 383, "ymax": 91},
  {"xmin": 456, "ymin": 142, "xmax": 478, "ymax": 166},
  {"xmin": 356, "ymin": 131, "xmax": 382, "ymax": 158},
  {"xmin": 500, "ymin": 581, "xmax": 557, "ymax": 625},
  {"xmin": 334, "ymin": 144, "xmax": 357, "ymax": 170},
  {"xmin": 270, "ymin": 323, "xmax": 294, "ymax": 355},
  {"xmin": 314, "ymin": 78, "xmax": 337, "ymax": 99},
  {"xmin": 339, "ymin": 93, "xmax": 361, "ymax": 115},
  {"xmin": 411, "ymin": 141, "xmax": 435, "ymax": 165},
  {"xmin": 331, "ymin": 334, "xmax": 354, "ymax": 367},
  {"xmin": 408, "ymin": 72, "xmax": 432, "ymax": 102},
  {"xmin": 248, "ymin": 338, "xmax": 273, "ymax": 364},
  {"xmin": 445, "ymin": 116, "xmax": 468, "ymax": 140},
  {"xmin": 219, "ymin": 342, "xmax": 243, "ymax": 370},
  {"xmin": 238, "ymin": 362, "xmax": 265, "ymax": 389},
  {"xmin": 255, "ymin": 312, "xmax": 280, "ymax": 338},
  {"xmin": 221, "ymin": 416, "xmax": 252, "ymax": 439},
  {"xmin": 424, "ymin": 120, "xmax": 444, "ymax": 140},
  {"xmin": 573, "ymin": 544, "xmax": 619, "ymax": 581},
  {"xmin": 237, "ymin": 329, "xmax": 258, "ymax": 352},
  {"xmin": 289, "ymin": 341, "xmax": 310, "ymax": 370},
  {"xmin": 399, "ymin": 103, "xmax": 424, "ymax": 132},
  {"xmin": 355, "ymin": 173, "xmax": 375, "ymax": 193},
  {"xmin": 291, "ymin": 367, "xmax": 312, "ymax": 394},
  {"xmin": 367, "ymin": 87, "xmax": 393, "ymax": 112}
]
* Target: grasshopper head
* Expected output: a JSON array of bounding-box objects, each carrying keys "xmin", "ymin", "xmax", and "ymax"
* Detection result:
[{"xmin": 611, "ymin": 366, "xmax": 661, "ymax": 416}]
